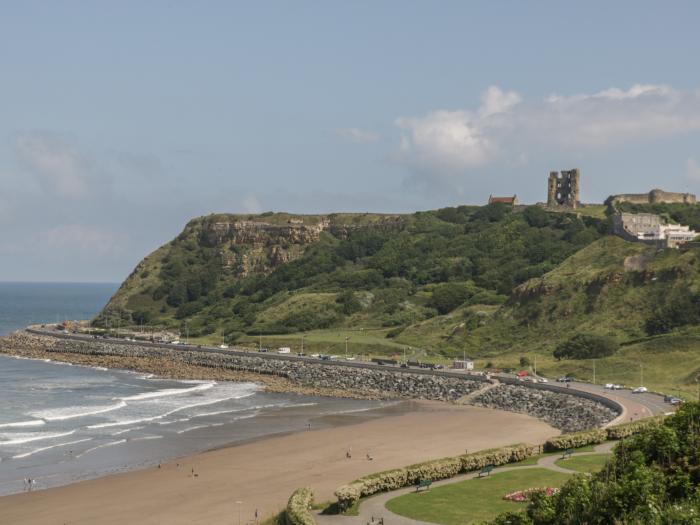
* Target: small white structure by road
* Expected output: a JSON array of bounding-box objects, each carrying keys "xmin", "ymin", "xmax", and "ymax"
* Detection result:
[
  {"xmin": 453, "ymin": 359, "xmax": 474, "ymax": 370},
  {"xmin": 277, "ymin": 347, "xmax": 291, "ymax": 354}
]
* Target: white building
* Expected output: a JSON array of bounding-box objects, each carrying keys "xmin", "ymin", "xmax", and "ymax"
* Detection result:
[
  {"xmin": 453, "ymin": 359, "xmax": 474, "ymax": 370},
  {"xmin": 635, "ymin": 224, "xmax": 698, "ymax": 248}
]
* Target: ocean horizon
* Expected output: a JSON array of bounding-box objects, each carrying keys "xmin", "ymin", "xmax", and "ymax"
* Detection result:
[{"xmin": 0, "ymin": 281, "xmax": 119, "ymax": 336}]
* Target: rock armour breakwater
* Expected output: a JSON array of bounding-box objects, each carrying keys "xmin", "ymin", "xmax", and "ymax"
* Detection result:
[
  {"xmin": 48, "ymin": 338, "xmax": 485, "ymax": 401},
  {"xmin": 5, "ymin": 331, "xmax": 619, "ymax": 431},
  {"xmin": 471, "ymin": 384, "xmax": 618, "ymax": 432}
]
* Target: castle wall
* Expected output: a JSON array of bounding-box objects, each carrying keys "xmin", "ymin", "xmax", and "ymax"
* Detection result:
[{"xmin": 610, "ymin": 189, "xmax": 697, "ymax": 206}]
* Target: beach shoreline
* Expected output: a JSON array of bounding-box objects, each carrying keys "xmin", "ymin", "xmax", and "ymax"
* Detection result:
[{"xmin": 0, "ymin": 400, "xmax": 559, "ymax": 525}]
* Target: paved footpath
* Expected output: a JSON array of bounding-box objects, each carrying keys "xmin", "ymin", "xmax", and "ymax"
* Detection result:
[{"xmin": 315, "ymin": 443, "xmax": 614, "ymax": 525}]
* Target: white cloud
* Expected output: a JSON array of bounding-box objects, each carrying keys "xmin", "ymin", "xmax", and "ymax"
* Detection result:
[
  {"xmin": 336, "ymin": 128, "xmax": 380, "ymax": 143},
  {"xmin": 14, "ymin": 131, "xmax": 99, "ymax": 198},
  {"xmin": 394, "ymin": 84, "xmax": 700, "ymax": 181},
  {"xmin": 479, "ymin": 86, "xmax": 522, "ymax": 117},
  {"xmin": 395, "ymin": 110, "xmax": 493, "ymax": 174}
]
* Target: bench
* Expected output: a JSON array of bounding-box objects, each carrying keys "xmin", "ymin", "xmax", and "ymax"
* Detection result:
[
  {"xmin": 561, "ymin": 448, "xmax": 573, "ymax": 460},
  {"xmin": 416, "ymin": 479, "xmax": 432, "ymax": 491},
  {"xmin": 478, "ymin": 464, "xmax": 495, "ymax": 478}
]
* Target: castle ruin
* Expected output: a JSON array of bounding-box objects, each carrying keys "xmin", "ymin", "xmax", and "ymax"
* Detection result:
[
  {"xmin": 547, "ymin": 169, "xmax": 580, "ymax": 209},
  {"xmin": 607, "ymin": 189, "xmax": 696, "ymax": 206}
]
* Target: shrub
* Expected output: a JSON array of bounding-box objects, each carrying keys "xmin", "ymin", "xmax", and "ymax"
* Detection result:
[
  {"xmin": 430, "ymin": 282, "xmax": 472, "ymax": 314},
  {"xmin": 553, "ymin": 333, "xmax": 619, "ymax": 360},
  {"xmin": 334, "ymin": 443, "xmax": 535, "ymax": 510},
  {"xmin": 285, "ymin": 487, "xmax": 315, "ymax": 525},
  {"xmin": 605, "ymin": 416, "xmax": 664, "ymax": 440},
  {"xmin": 404, "ymin": 457, "xmax": 463, "ymax": 485},
  {"xmin": 544, "ymin": 428, "xmax": 607, "ymax": 451}
]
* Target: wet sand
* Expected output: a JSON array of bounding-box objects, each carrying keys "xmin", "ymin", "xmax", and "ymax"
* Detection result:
[{"xmin": 0, "ymin": 401, "xmax": 558, "ymax": 525}]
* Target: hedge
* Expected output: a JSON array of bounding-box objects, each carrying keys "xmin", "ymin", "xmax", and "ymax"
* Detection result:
[
  {"xmin": 605, "ymin": 416, "xmax": 664, "ymax": 440},
  {"xmin": 334, "ymin": 443, "xmax": 534, "ymax": 510},
  {"xmin": 544, "ymin": 428, "xmax": 607, "ymax": 452},
  {"xmin": 285, "ymin": 487, "xmax": 315, "ymax": 525},
  {"xmin": 544, "ymin": 416, "xmax": 667, "ymax": 451}
]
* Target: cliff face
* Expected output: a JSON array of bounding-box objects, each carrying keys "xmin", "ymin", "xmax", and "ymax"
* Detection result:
[
  {"xmin": 99, "ymin": 212, "xmax": 407, "ymax": 324},
  {"xmin": 196, "ymin": 218, "xmax": 332, "ymax": 278}
]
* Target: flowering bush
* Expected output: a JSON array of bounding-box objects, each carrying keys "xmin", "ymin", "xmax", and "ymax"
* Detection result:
[
  {"xmin": 285, "ymin": 487, "xmax": 315, "ymax": 525},
  {"xmin": 334, "ymin": 443, "xmax": 535, "ymax": 510},
  {"xmin": 503, "ymin": 487, "xmax": 559, "ymax": 503}
]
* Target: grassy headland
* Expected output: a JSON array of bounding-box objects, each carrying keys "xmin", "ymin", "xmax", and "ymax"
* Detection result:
[{"xmin": 94, "ymin": 203, "xmax": 700, "ymax": 398}]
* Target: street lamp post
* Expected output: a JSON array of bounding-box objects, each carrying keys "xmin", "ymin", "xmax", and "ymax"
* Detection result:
[{"xmin": 345, "ymin": 337, "xmax": 350, "ymax": 360}]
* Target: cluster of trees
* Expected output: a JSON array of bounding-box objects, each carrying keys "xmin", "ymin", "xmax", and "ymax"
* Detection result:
[
  {"xmin": 553, "ymin": 333, "xmax": 619, "ymax": 360},
  {"xmin": 487, "ymin": 402, "xmax": 700, "ymax": 525},
  {"xmin": 646, "ymin": 291, "xmax": 700, "ymax": 335},
  {"xmin": 128, "ymin": 204, "xmax": 607, "ymax": 335}
]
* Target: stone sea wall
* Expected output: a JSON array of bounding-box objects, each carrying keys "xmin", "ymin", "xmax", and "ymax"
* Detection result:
[
  {"xmin": 471, "ymin": 383, "xmax": 618, "ymax": 432},
  {"xmin": 48, "ymin": 338, "xmax": 485, "ymax": 402},
  {"xmin": 20, "ymin": 333, "xmax": 619, "ymax": 431}
]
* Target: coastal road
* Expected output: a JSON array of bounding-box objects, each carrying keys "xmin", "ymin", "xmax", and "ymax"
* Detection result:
[
  {"xmin": 567, "ymin": 381, "xmax": 671, "ymax": 421},
  {"xmin": 26, "ymin": 326, "xmax": 674, "ymax": 422}
]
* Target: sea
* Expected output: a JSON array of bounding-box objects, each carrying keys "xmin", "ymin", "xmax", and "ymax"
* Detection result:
[{"xmin": 0, "ymin": 282, "xmax": 396, "ymax": 495}]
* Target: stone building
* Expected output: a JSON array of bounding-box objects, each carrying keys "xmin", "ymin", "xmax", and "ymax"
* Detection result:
[
  {"xmin": 612, "ymin": 212, "xmax": 698, "ymax": 249},
  {"xmin": 607, "ymin": 188, "xmax": 696, "ymax": 206},
  {"xmin": 547, "ymin": 169, "xmax": 580, "ymax": 208}
]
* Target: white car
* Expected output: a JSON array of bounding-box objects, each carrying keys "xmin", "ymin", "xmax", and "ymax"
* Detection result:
[
  {"xmin": 219, "ymin": 344, "xmax": 229, "ymax": 349},
  {"xmin": 604, "ymin": 383, "xmax": 615, "ymax": 389},
  {"xmin": 537, "ymin": 378, "xmax": 548, "ymax": 383},
  {"xmin": 632, "ymin": 386, "xmax": 648, "ymax": 394}
]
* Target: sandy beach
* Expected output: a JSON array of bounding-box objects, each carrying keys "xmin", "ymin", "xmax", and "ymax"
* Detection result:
[{"xmin": 0, "ymin": 402, "xmax": 557, "ymax": 525}]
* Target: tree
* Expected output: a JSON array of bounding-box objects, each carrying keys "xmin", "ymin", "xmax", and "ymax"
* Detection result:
[
  {"xmin": 553, "ymin": 334, "xmax": 618, "ymax": 360},
  {"xmin": 336, "ymin": 290, "xmax": 362, "ymax": 315},
  {"xmin": 430, "ymin": 283, "xmax": 472, "ymax": 314}
]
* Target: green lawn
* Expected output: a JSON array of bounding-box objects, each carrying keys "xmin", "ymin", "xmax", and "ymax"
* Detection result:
[
  {"xmin": 555, "ymin": 454, "xmax": 610, "ymax": 473},
  {"xmin": 385, "ymin": 468, "xmax": 571, "ymax": 525}
]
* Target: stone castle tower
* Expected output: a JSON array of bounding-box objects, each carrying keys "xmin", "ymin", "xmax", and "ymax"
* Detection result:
[{"xmin": 547, "ymin": 169, "xmax": 580, "ymax": 209}]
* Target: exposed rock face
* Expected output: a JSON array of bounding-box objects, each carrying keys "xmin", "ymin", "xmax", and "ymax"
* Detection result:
[
  {"xmin": 471, "ymin": 384, "xmax": 618, "ymax": 432},
  {"xmin": 9, "ymin": 333, "xmax": 620, "ymax": 431},
  {"xmin": 199, "ymin": 220, "xmax": 330, "ymax": 247}
]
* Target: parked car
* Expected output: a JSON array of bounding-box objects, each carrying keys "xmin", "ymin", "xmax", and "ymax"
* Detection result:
[
  {"xmin": 632, "ymin": 386, "xmax": 648, "ymax": 394},
  {"xmin": 557, "ymin": 376, "xmax": 573, "ymax": 383},
  {"xmin": 670, "ymin": 397, "xmax": 684, "ymax": 405},
  {"xmin": 611, "ymin": 384, "xmax": 624, "ymax": 390},
  {"xmin": 537, "ymin": 378, "xmax": 548, "ymax": 383}
]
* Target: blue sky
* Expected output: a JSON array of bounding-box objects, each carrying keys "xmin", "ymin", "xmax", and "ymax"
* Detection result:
[{"xmin": 2, "ymin": 1, "xmax": 700, "ymax": 281}]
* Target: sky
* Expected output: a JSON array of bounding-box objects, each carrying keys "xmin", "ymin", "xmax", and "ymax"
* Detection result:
[{"xmin": 2, "ymin": 1, "xmax": 700, "ymax": 282}]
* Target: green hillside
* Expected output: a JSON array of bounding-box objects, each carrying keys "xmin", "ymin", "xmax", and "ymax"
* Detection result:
[{"xmin": 96, "ymin": 203, "xmax": 700, "ymax": 397}]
